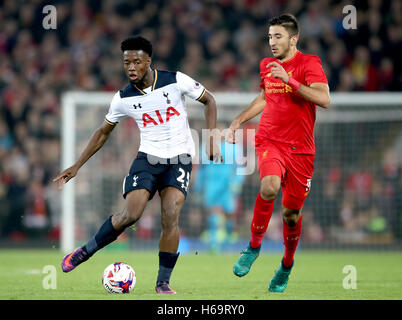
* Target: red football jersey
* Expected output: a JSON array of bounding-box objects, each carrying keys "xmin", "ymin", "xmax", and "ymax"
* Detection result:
[{"xmin": 255, "ymin": 50, "xmax": 328, "ymax": 155}]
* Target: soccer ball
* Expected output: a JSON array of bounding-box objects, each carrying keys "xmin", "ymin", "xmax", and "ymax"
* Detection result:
[{"xmin": 102, "ymin": 262, "xmax": 136, "ymax": 294}]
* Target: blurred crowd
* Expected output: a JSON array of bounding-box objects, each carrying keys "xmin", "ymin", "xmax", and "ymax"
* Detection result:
[
  {"xmin": 297, "ymin": 149, "xmax": 402, "ymax": 245},
  {"xmin": 0, "ymin": 0, "xmax": 401, "ymax": 243}
]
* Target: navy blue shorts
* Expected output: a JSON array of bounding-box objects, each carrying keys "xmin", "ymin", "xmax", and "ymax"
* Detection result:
[{"xmin": 122, "ymin": 152, "xmax": 192, "ymax": 200}]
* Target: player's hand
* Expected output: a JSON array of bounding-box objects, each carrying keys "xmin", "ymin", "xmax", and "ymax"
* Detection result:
[
  {"xmin": 225, "ymin": 120, "xmax": 240, "ymax": 144},
  {"xmin": 206, "ymin": 137, "xmax": 223, "ymax": 163},
  {"xmin": 266, "ymin": 61, "xmax": 289, "ymax": 84},
  {"xmin": 52, "ymin": 165, "xmax": 79, "ymax": 189}
]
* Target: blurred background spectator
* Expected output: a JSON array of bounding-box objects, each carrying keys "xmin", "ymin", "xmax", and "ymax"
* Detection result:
[{"xmin": 0, "ymin": 0, "xmax": 401, "ymax": 247}]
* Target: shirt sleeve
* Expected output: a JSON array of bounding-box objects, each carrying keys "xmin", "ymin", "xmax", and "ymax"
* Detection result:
[
  {"xmin": 304, "ymin": 56, "xmax": 328, "ymax": 86},
  {"xmin": 259, "ymin": 58, "xmax": 268, "ymax": 89},
  {"xmin": 176, "ymin": 71, "xmax": 206, "ymax": 101},
  {"xmin": 105, "ymin": 92, "xmax": 127, "ymax": 125}
]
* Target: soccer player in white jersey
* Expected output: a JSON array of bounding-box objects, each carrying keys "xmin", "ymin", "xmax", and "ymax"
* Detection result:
[{"xmin": 54, "ymin": 36, "xmax": 222, "ymax": 294}]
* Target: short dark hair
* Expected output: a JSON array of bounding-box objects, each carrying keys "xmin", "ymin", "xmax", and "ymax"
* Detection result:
[
  {"xmin": 269, "ymin": 14, "xmax": 299, "ymax": 36},
  {"xmin": 120, "ymin": 36, "xmax": 153, "ymax": 57}
]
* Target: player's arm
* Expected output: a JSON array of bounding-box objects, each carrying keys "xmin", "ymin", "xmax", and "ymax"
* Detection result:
[
  {"xmin": 291, "ymin": 82, "xmax": 330, "ymax": 108},
  {"xmin": 226, "ymin": 89, "xmax": 266, "ymax": 143},
  {"xmin": 53, "ymin": 120, "xmax": 116, "ymax": 188},
  {"xmin": 267, "ymin": 61, "xmax": 330, "ymax": 108},
  {"xmin": 198, "ymin": 90, "xmax": 223, "ymax": 163}
]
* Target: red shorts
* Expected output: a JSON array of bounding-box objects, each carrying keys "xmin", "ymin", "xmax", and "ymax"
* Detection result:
[{"xmin": 256, "ymin": 139, "xmax": 314, "ymax": 210}]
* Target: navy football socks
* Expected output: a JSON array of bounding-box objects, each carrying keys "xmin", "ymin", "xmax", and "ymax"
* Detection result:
[
  {"xmin": 83, "ymin": 216, "xmax": 122, "ymax": 256},
  {"xmin": 156, "ymin": 251, "xmax": 180, "ymax": 284},
  {"xmin": 82, "ymin": 216, "xmax": 180, "ymax": 286}
]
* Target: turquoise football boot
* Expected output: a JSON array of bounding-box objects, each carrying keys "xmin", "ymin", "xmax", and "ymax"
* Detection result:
[
  {"xmin": 268, "ymin": 260, "xmax": 293, "ymax": 292},
  {"xmin": 233, "ymin": 243, "xmax": 260, "ymax": 277}
]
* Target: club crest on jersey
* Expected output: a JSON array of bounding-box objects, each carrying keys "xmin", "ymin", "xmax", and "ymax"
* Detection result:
[
  {"xmin": 142, "ymin": 106, "xmax": 181, "ymax": 127},
  {"xmin": 133, "ymin": 103, "xmax": 142, "ymax": 109},
  {"xmin": 163, "ymin": 92, "xmax": 171, "ymax": 104}
]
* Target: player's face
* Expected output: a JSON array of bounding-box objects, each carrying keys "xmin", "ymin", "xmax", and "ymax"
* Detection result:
[
  {"xmin": 123, "ymin": 50, "xmax": 151, "ymax": 84},
  {"xmin": 268, "ymin": 25, "xmax": 297, "ymax": 60}
]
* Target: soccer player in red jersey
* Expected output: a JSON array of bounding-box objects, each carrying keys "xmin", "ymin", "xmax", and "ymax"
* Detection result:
[{"xmin": 226, "ymin": 14, "xmax": 330, "ymax": 292}]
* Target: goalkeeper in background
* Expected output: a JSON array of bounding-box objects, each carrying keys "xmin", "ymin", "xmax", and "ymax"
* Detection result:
[{"xmin": 194, "ymin": 130, "xmax": 245, "ymax": 253}]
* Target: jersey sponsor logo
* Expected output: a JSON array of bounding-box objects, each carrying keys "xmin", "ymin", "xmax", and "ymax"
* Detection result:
[
  {"xmin": 285, "ymin": 84, "xmax": 293, "ymax": 92},
  {"xmin": 142, "ymin": 106, "xmax": 181, "ymax": 127},
  {"xmin": 133, "ymin": 103, "xmax": 142, "ymax": 109},
  {"xmin": 264, "ymin": 69, "xmax": 295, "ymax": 94},
  {"xmin": 265, "ymin": 80, "xmax": 294, "ymax": 94}
]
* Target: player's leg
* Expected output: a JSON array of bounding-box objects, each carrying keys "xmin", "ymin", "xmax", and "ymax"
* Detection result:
[
  {"xmin": 224, "ymin": 212, "xmax": 236, "ymax": 241},
  {"xmin": 61, "ymin": 189, "xmax": 150, "ymax": 273},
  {"xmin": 200, "ymin": 188, "xmax": 224, "ymax": 252},
  {"xmin": 61, "ymin": 152, "xmax": 158, "ymax": 273},
  {"xmin": 233, "ymin": 174, "xmax": 281, "ymax": 277},
  {"xmin": 269, "ymin": 154, "xmax": 313, "ymax": 292},
  {"xmin": 111, "ymin": 189, "xmax": 150, "ymax": 230},
  {"xmin": 206, "ymin": 206, "xmax": 225, "ymax": 252},
  {"xmin": 251, "ymin": 174, "xmax": 281, "ymax": 247},
  {"xmin": 155, "ymin": 186, "xmax": 186, "ymax": 294},
  {"xmin": 222, "ymin": 192, "xmax": 238, "ymax": 246},
  {"xmin": 154, "ymin": 154, "xmax": 192, "ymax": 294},
  {"xmin": 224, "ymin": 211, "xmax": 236, "ymax": 244},
  {"xmin": 84, "ymin": 188, "xmax": 150, "ymax": 254},
  {"xmin": 268, "ymin": 204, "xmax": 302, "ymax": 293},
  {"xmin": 281, "ymin": 205, "xmax": 302, "ymax": 268},
  {"xmin": 234, "ymin": 145, "xmax": 285, "ymax": 277}
]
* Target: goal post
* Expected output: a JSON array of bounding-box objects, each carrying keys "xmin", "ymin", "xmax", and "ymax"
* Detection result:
[{"xmin": 60, "ymin": 91, "xmax": 402, "ymax": 253}]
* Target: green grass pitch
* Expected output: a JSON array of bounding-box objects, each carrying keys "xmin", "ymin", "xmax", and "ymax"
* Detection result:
[{"xmin": 0, "ymin": 249, "xmax": 401, "ymax": 300}]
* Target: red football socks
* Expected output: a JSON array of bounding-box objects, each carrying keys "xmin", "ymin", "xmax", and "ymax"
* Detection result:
[
  {"xmin": 250, "ymin": 193, "xmax": 274, "ymax": 248},
  {"xmin": 282, "ymin": 215, "xmax": 303, "ymax": 268}
]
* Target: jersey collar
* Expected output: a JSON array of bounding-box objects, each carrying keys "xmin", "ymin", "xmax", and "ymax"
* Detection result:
[
  {"xmin": 277, "ymin": 50, "xmax": 301, "ymax": 67},
  {"xmin": 134, "ymin": 69, "xmax": 158, "ymax": 95}
]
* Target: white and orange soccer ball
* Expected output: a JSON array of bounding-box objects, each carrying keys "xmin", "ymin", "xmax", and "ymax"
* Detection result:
[{"xmin": 102, "ymin": 262, "xmax": 136, "ymax": 294}]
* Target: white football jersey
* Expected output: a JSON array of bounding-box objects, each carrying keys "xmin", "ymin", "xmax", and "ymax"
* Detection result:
[{"xmin": 105, "ymin": 70, "xmax": 206, "ymax": 158}]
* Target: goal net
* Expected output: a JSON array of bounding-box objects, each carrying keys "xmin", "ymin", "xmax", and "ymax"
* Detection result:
[{"xmin": 60, "ymin": 92, "xmax": 402, "ymax": 253}]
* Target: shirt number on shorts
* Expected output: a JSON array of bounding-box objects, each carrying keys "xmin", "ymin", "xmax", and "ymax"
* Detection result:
[
  {"xmin": 306, "ymin": 178, "xmax": 312, "ymax": 192},
  {"xmin": 177, "ymin": 168, "xmax": 190, "ymax": 191}
]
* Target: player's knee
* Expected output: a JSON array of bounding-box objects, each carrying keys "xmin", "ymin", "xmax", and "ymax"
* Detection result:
[
  {"xmin": 161, "ymin": 202, "xmax": 180, "ymax": 231},
  {"xmin": 114, "ymin": 209, "xmax": 142, "ymax": 229},
  {"xmin": 260, "ymin": 181, "xmax": 279, "ymax": 201},
  {"xmin": 128, "ymin": 210, "xmax": 143, "ymax": 226},
  {"xmin": 282, "ymin": 208, "xmax": 301, "ymax": 227},
  {"xmin": 161, "ymin": 215, "xmax": 179, "ymax": 232}
]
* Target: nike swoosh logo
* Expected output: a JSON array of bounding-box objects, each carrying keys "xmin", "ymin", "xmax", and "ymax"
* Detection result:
[{"xmin": 64, "ymin": 253, "xmax": 73, "ymax": 267}]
